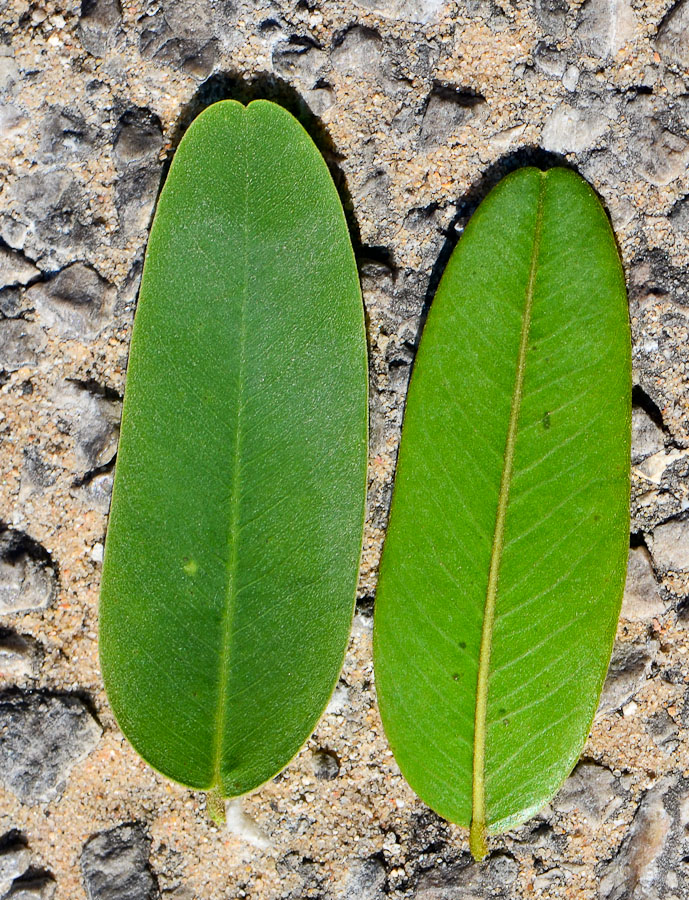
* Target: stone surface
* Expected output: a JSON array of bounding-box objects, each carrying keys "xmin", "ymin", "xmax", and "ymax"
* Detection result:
[
  {"xmin": 552, "ymin": 761, "xmax": 624, "ymax": 827},
  {"xmin": 26, "ymin": 264, "xmax": 115, "ymax": 341},
  {"xmin": 654, "ymin": 0, "xmax": 689, "ymax": 68},
  {"xmin": 0, "ymin": 692, "xmax": 101, "ymax": 804},
  {"xmin": 138, "ymin": 0, "xmax": 218, "ymax": 78},
  {"xmin": 2, "ymin": 0, "xmax": 689, "ymax": 897},
  {"xmin": 339, "ymin": 857, "xmax": 385, "ymax": 900},
  {"xmin": 631, "ymin": 407, "xmax": 664, "ymax": 465},
  {"xmin": 598, "ymin": 638, "xmax": 656, "ymax": 713},
  {"xmin": 541, "ymin": 100, "xmax": 611, "ymax": 153},
  {"xmin": 0, "ymin": 320, "xmax": 45, "ymax": 373},
  {"xmin": 51, "ymin": 381, "xmax": 120, "ymax": 474},
  {"xmin": 78, "ymin": 0, "xmax": 123, "ymax": 58},
  {"xmin": 648, "ymin": 518, "xmax": 689, "ymax": 574},
  {"xmin": 597, "ymin": 778, "xmax": 674, "ymax": 899},
  {"xmin": 113, "ymin": 108, "xmax": 163, "ymax": 167},
  {"xmin": 4, "ymin": 879, "xmax": 55, "ymax": 900},
  {"xmin": 0, "ymin": 631, "xmax": 42, "ymax": 683},
  {"xmin": 0, "ymin": 528, "xmax": 56, "ymax": 616},
  {"xmin": 413, "ymin": 853, "xmax": 518, "ymax": 899},
  {"xmin": 645, "ymin": 709, "xmax": 679, "ymax": 753},
  {"xmin": 1, "ymin": 169, "xmax": 96, "ymax": 269},
  {"xmin": 419, "ymin": 86, "xmax": 486, "ymax": 147},
  {"xmin": 81, "ymin": 824, "xmax": 159, "ymax": 900},
  {"xmin": 0, "ymin": 246, "xmax": 39, "ymax": 289},
  {"xmin": 75, "ymin": 472, "xmax": 114, "ymax": 515},
  {"xmin": 620, "ymin": 545, "xmax": 666, "ymax": 621},
  {"xmin": 311, "ymin": 748, "xmax": 340, "ymax": 780},
  {"xmin": 574, "ymin": 0, "xmax": 636, "ymax": 58},
  {"xmin": 0, "ymin": 836, "xmax": 31, "ymax": 897}
]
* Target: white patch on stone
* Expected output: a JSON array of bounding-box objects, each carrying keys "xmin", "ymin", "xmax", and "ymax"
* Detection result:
[
  {"xmin": 542, "ymin": 102, "xmax": 611, "ymax": 153},
  {"xmin": 224, "ymin": 800, "xmax": 271, "ymax": 849},
  {"xmin": 90, "ymin": 542, "xmax": 104, "ymax": 563},
  {"xmin": 353, "ymin": 0, "xmax": 446, "ymax": 24}
]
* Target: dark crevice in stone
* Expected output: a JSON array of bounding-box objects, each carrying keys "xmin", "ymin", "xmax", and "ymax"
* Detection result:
[
  {"xmin": 258, "ymin": 18, "xmax": 281, "ymax": 32},
  {"xmin": 72, "ymin": 455, "xmax": 116, "ymax": 489},
  {"xmin": 632, "ymin": 384, "xmax": 667, "ymax": 433},
  {"xmin": 629, "ymin": 531, "xmax": 647, "ymax": 549},
  {"xmin": 355, "ymin": 595, "xmax": 374, "ymax": 617},
  {"xmin": 427, "ymin": 81, "xmax": 485, "ymax": 107},
  {"xmin": 358, "ymin": 246, "xmax": 394, "ymax": 269},
  {"xmin": 0, "ymin": 523, "xmax": 56, "ymax": 575},
  {"xmin": 9, "ymin": 868, "xmax": 55, "ymax": 888},
  {"xmin": 332, "ymin": 23, "xmax": 382, "ymax": 50},
  {"xmin": 0, "ymin": 829, "xmax": 27, "ymax": 851},
  {"xmin": 66, "ymin": 377, "xmax": 123, "ymax": 403},
  {"xmin": 630, "ymin": 247, "xmax": 689, "ymax": 307}
]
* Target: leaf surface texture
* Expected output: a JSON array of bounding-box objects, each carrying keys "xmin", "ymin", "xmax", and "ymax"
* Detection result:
[
  {"xmin": 100, "ymin": 100, "xmax": 368, "ymax": 797},
  {"xmin": 373, "ymin": 167, "xmax": 630, "ymax": 855}
]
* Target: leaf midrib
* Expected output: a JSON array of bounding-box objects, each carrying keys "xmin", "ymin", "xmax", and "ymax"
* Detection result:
[
  {"xmin": 469, "ymin": 172, "xmax": 546, "ymax": 858},
  {"xmin": 211, "ymin": 108, "xmax": 249, "ymax": 792}
]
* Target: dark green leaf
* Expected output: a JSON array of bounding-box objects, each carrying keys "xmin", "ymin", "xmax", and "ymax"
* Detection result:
[
  {"xmin": 100, "ymin": 100, "xmax": 368, "ymax": 798},
  {"xmin": 373, "ymin": 167, "xmax": 630, "ymax": 857}
]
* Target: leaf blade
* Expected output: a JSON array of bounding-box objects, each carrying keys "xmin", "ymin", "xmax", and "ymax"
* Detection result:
[
  {"xmin": 99, "ymin": 99, "xmax": 368, "ymax": 796},
  {"xmin": 373, "ymin": 167, "xmax": 630, "ymax": 853}
]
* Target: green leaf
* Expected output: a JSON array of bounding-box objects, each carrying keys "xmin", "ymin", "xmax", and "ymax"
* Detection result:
[
  {"xmin": 373, "ymin": 167, "xmax": 630, "ymax": 858},
  {"xmin": 99, "ymin": 99, "xmax": 368, "ymax": 798}
]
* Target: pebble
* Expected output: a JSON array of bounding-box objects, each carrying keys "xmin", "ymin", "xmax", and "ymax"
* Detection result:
[
  {"xmin": 80, "ymin": 824, "xmax": 159, "ymax": 900},
  {"xmin": 0, "ymin": 632, "xmax": 42, "ymax": 683},
  {"xmin": 0, "ymin": 838, "xmax": 31, "ymax": 897},
  {"xmin": 0, "ymin": 692, "xmax": 101, "ymax": 804},
  {"xmin": 414, "ymin": 853, "xmax": 518, "ymax": 899},
  {"xmin": 50, "ymin": 382, "xmax": 120, "ymax": 474},
  {"xmin": 0, "ymin": 528, "xmax": 56, "ymax": 616},
  {"xmin": 0, "ymin": 246, "xmax": 39, "ymax": 289},
  {"xmin": 339, "ymin": 857, "xmax": 385, "ymax": 900}
]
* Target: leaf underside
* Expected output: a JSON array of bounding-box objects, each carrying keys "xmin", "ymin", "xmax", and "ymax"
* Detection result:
[
  {"xmin": 99, "ymin": 100, "xmax": 368, "ymax": 798},
  {"xmin": 373, "ymin": 167, "xmax": 631, "ymax": 856}
]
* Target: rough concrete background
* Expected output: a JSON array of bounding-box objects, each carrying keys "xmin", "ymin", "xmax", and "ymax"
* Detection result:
[{"xmin": 0, "ymin": 0, "xmax": 688, "ymax": 898}]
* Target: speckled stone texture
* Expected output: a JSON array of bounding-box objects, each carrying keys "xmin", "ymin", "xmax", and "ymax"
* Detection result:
[{"xmin": 0, "ymin": 1, "xmax": 688, "ymax": 898}]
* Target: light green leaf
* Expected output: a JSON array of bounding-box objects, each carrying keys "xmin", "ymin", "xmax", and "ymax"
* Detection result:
[
  {"xmin": 373, "ymin": 167, "xmax": 630, "ymax": 858},
  {"xmin": 99, "ymin": 99, "xmax": 368, "ymax": 798}
]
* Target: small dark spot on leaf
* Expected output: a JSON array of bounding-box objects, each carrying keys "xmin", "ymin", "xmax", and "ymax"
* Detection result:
[
  {"xmin": 542, "ymin": 411, "xmax": 551, "ymax": 430},
  {"xmin": 459, "ymin": 640, "xmax": 466, "ymax": 649},
  {"xmin": 452, "ymin": 673, "xmax": 460, "ymax": 681}
]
